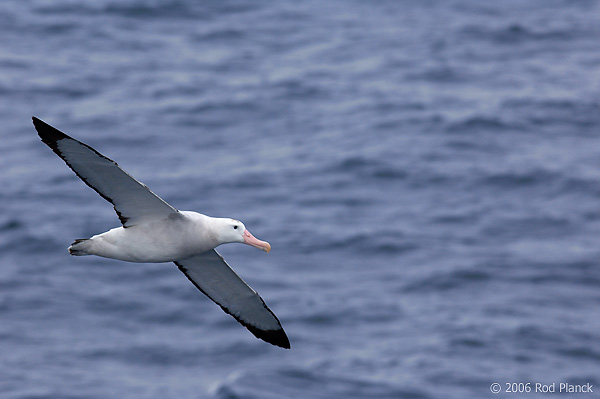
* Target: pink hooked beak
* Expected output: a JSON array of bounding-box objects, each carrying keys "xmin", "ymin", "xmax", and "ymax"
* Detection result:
[{"xmin": 243, "ymin": 229, "xmax": 271, "ymax": 253}]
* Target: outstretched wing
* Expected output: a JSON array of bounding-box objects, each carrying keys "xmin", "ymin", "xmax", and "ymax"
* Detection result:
[
  {"xmin": 175, "ymin": 250, "xmax": 290, "ymax": 349},
  {"xmin": 33, "ymin": 117, "xmax": 177, "ymax": 227}
]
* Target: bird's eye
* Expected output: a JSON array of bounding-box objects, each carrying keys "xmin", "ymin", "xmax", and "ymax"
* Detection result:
[{"xmin": 233, "ymin": 225, "xmax": 238, "ymax": 230}]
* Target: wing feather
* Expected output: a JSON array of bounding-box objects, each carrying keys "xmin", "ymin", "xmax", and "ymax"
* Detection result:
[
  {"xmin": 175, "ymin": 250, "xmax": 290, "ymax": 349},
  {"xmin": 33, "ymin": 117, "xmax": 177, "ymax": 227}
]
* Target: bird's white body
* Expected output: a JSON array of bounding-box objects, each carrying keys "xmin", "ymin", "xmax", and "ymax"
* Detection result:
[{"xmin": 74, "ymin": 211, "xmax": 220, "ymax": 263}]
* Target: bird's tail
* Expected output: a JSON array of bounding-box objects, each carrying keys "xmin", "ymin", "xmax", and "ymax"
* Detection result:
[{"xmin": 68, "ymin": 239, "xmax": 92, "ymax": 256}]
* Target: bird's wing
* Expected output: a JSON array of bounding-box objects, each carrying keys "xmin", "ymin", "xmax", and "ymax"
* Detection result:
[
  {"xmin": 33, "ymin": 117, "xmax": 178, "ymax": 227},
  {"xmin": 174, "ymin": 250, "xmax": 290, "ymax": 349}
]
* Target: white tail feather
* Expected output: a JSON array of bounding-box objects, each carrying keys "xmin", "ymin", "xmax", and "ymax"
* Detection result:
[{"xmin": 68, "ymin": 239, "xmax": 92, "ymax": 256}]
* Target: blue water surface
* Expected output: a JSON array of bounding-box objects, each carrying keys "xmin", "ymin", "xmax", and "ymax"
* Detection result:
[{"xmin": 2, "ymin": 1, "xmax": 600, "ymax": 398}]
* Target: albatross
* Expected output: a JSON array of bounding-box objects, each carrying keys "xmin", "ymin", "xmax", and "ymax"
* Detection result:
[{"xmin": 33, "ymin": 117, "xmax": 290, "ymax": 349}]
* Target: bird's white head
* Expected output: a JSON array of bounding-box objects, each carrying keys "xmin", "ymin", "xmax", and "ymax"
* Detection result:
[{"xmin": 215, "ymin": 218, "xmax": 271, "ymax": 253}]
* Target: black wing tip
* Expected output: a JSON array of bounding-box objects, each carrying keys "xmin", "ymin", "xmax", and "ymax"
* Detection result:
[
  {"xmin": 32, "ymin": 116, "xmax": 50, "ymax": 133},
  {"xmin": 247, "ymin": 325, "xmax": 291, "ymax": 349},
  {"xmin": 32, "ymin": 116, "xmax": 70, "ymax": 149}
]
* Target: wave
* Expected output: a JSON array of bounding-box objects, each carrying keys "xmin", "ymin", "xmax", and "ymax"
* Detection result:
[{"xmin": 460, "ymin": 22, "xmax": 579, "ymax": 45}]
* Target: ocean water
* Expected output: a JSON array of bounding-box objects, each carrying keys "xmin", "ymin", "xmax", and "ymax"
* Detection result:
[{"xmin": 2, "ymin": 0, "xmax": 600, "ymax": 398}]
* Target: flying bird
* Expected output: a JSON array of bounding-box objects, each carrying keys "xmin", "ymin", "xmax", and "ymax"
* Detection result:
[{"xmin": 33, "ymin": 117, "xmax": 290, "ymax": 349}]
